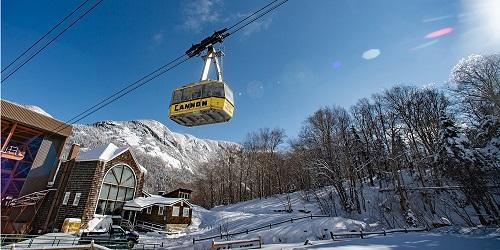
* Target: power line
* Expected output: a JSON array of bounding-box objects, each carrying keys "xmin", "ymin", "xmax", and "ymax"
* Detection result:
[
  {"xmin": 1, "ymin": 0, "xmax": 91, "ymax": 73},
  {"xmin": 46, "ymin": 0, "xmax": 289, "ymax": 137},
  {"xmin": 1, "ymin": 0, "xmax": 103, "ymax": 83}
]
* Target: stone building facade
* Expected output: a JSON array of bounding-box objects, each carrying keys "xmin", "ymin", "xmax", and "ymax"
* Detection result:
[{"xmin": 32, "ymin": 143, "xmax": 146, "ymax": 233}]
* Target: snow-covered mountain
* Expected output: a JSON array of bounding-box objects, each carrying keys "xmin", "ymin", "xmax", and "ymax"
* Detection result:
[
  {"xmin": 19, "ymin": 102, "xmax": 237, "ymax": 191},
  {"xmin": 68, "ymin": 120, "xmax": 236, "ymax": 172},
  {"xmin": 67, "ymin": 120, "xmax": 238, "ymax": 191}
]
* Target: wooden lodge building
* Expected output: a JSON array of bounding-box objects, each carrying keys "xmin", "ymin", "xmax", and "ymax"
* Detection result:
[
  {"xmin": 123, "ymin": 194, "xmax": 193, "ymax": 233},
  {"xmin": 162, "ymin": 188, "xmax": 192, "ymax": 200}
]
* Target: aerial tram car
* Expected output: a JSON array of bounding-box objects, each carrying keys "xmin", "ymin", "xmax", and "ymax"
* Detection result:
[{"xmin": 169, "ymin": 29, "xmax": 234, "ymax": 127}]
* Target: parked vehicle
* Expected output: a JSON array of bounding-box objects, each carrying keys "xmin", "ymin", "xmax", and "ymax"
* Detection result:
[{"xmin": 79, "ymin": 225, "xmax": 139, "ymax": 249}]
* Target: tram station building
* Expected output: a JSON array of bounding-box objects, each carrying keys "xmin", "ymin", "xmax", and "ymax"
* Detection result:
[
  {"xmin": 1, "ymin": 100, "xmax": 72, "ymax": 233},
  {"xmin": 1, "ymin": 100, "xmax": 72, "ymax": 199}
]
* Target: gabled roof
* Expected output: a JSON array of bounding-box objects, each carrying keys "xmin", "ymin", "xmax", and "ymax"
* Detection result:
[
  {"xmin": 75, "ymin": 143, "xmax": 147, "ymax": 173},
  {"xmin": 76, "ymin": 143, "xmax": 128, "ymax": 162},
  {"xmin": 123, "ymin": 195, "xmax": 191, "ymax": 211}
]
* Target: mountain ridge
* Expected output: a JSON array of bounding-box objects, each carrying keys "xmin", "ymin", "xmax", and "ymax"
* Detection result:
[{"xmin": 20, "ymin": 103, "xmax": 238, "ymax": 191}]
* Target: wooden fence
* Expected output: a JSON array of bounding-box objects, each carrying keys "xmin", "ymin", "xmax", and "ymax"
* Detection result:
[
  {"xmin": 192, "ymin": 214, "xmax": 330, "ymax": 244},
  {"xmin": 191, "ymin": 214, "xmax": 429, "ymax": 245},
  {"xmin": 329, "ymin": 227, "xmax": 428, "ymax": 240}
]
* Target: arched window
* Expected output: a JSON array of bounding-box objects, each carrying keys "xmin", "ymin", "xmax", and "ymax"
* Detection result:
[{"xmin": 95, "ymin": 165, "xmax": 136, "ymax": 215}]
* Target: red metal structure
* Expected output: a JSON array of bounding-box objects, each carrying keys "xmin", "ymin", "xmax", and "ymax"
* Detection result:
[
  {"xmin": 1, "ymin": 120, "xmax": 44, "ymax": 198},
  {"xmin": 1, "ymin": 189, "xmax": 55, "ymax": 234}
]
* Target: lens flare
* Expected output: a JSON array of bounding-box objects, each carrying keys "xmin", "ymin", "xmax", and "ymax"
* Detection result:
[
  {"xmin": 362, "ymin": 49, "xmax": 381, "ymax": 60},
  {"xmin": 425, "ymin": 27, "xmax": 453, "ymax": 39},
  {"xmin": 422, "ymin": 15, "xmax": 454, "ymax": 23},
  {"xmin": 411, "ymin": 39, "xmax": 440, "ymax": 51},
  {"xmin": 332, "ymin": 60, "xmax": 342, "ymax": 69}
]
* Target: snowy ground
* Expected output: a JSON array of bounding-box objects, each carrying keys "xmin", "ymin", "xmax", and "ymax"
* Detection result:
[
  {"xmin": 136, "ymin": 191, "xmax": 499, "ymax": 249},
  {"xmin": 6, "ymin": 191, "xmax": 498, "ymax": 249},
  {"xmin": 138, "ymin": 191, "xmax": 371, "ymax": 249},
  {"xmin": 261, "ymin": 231, "xmax": 500, "ymax": 250}
]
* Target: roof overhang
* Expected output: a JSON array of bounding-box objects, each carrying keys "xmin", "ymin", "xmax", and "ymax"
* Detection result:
[{"xmin": 1, "ymin": 100, "xmax": 72, "ymax": 137}]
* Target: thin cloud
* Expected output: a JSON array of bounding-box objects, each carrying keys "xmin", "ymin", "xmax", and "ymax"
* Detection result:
[
  {"xmin": 223, "ymin": 12, "xmax": 273, "ymax": 37},
  {"xmin": 181, "ymin": 0, "xmax": 222, "ymax": 32},
  {"xmin": 152, "ymin": 30, "xmax": 165, "ymax": 45},
  {"xmin": 242, "ymin": 16, "xmax": 273, "ymax": 37}
]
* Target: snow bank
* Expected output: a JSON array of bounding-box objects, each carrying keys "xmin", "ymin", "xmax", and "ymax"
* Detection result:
[{"xmin": 260, "ymin": 231, "xmax": 500, "ymax": 249}]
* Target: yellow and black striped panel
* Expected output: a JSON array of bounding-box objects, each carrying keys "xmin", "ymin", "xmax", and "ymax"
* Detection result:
[{"xmin": 169, "ymin": 97, "xmax": 234, "ymax": 126}]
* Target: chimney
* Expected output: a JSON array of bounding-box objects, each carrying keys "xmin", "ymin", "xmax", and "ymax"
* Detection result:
[{"xmin": 67, "ymin": 144, "xmax": 80, "ymax": 161}]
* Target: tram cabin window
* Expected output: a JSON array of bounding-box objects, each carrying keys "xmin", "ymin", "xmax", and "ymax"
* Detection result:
[
  {"xmin": 202, "ymin": 83, "xmax": 213, "ymax": 98},
  {"xmin": 224, "ymin": 84, "xmax": 234, "ymax": 104},
  {"xmin": 192, "ymin": 85, "xmax": 202, "ymax": 99},
  {"xmin": 181, "ymin": 88, "xmax": 192, "ymax": 102},
  {"xmin": 172, "ymin": 90, "xmax": 182, "ymax": 104},
  {"xmin": 212, "ymin": 82, "xmax": 224, "ymax": 98}
]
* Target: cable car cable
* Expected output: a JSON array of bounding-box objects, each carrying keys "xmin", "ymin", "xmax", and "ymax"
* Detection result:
[
  {"xmin": 1, "ymin": 0, "xmax": 103, "ymax": 83},
  {"xmin": 1, "ymin": 0, "xmax": 91, "ymax": 73},
  {"xmin": 48, "ymin": 56, "xmax": 192, "ymax": 138},
  {"xmin": 226, "ymin": 0, "xmax": 281, "ymax": 31},
  {"xmin": 226, "ymin": 0, "xmax": 288, "ymax": 36},
  {"xmin": 45, "ymin": 0, "xmax": 289, "ymax": 137},
  {"xmin": 47, "ymin": 53, "xmax": 189, "ymax": 138}
]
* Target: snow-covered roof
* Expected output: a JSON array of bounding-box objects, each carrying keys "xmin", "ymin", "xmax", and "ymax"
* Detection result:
[
  {"xmin": 76, "ymin": 143, "xmax": 147, "ymax": 173},
  {"xmin": 76, "ymin": 143, "xmax": 128, "ymax": 162},
  {"xmin": 123, "ymin": 195, "xmax": 191, "ymax": 211},
  {"xmin": 137, "ymin": 163, "xmax": 148, "ymax": 174}
]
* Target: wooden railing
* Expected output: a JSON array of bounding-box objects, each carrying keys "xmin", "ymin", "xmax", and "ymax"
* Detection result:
[
  {"xmin": 192, "ymin": 214, "xmax": 330, "ymax": 244},
  {"xmin": 1, "ymin": 234, "xmax": 158, "ymax": 249},
  {"xmin": 134, "ymin": 220, "xmax": 166, "ymax": 232},
  {"xmin": 329, "ymin": 227, "xmax": 428, "ymax": 240}
]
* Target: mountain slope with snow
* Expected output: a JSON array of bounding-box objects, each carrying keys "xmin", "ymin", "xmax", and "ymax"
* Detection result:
[
  {"xmin": 68, "ymin": 120, "xmax": 236, "ymax": 171},
  {"xmin": 66, "ymin": 120, "xmax": 238, "ymax": 190}
]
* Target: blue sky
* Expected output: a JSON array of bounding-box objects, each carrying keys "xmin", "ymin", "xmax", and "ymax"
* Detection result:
[{"xmin": 2, "ymin": 0, "xmax": 499, "ymax": 142}]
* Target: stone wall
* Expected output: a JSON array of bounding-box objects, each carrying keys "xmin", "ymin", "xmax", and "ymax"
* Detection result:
[
  {"xmin": 32, "ymin": 149, "xmax": 145, "ymax": 233},
  {"xmin": 54, "ymin": 160, "xmax": 103, "ymax": 230}
]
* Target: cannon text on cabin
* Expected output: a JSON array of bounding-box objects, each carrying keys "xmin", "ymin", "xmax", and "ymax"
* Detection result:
[{"xmin": 174, "ymin": 100, "xmax": 208, "ymax": 111}]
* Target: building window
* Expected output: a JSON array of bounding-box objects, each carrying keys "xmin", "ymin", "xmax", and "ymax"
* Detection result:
[
  {"xmin": 183, "ymin": 207, "xmax": 190, "ymax": 217},
  {"xmin": 172, "ymin": 206, "xmax": 180, "ymax": 217},
  {"xmin": 62, "ymin": 192, "xmax": 71, "ymax": 205},
  {"xmin": 73, "ymin": 193, "xmax": 82, "ymax": 206},
  {"xmin": 146, "ymin": 206, "xmax": 152, "ymax": 214},
  {"xmin": 179, "ymin": 192, "xmax": 190, "ymax": 199},
  {"xmin": 95, "ymin": 165, "xmax": 136, "ymax": 215},
  {"xmin": 158, "ymin": 206, "xmax": 165, "ymax": 215}
]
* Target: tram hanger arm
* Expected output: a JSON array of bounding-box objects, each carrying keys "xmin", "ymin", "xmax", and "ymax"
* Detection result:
[
  {"xmin": 185, "ymin": 28, "xmax": 229, "ymax": 57},
  {"xmin": 200, "ymin": 46, "xmax": 223, "ymax": 82}
]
